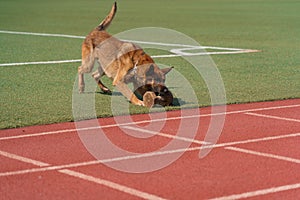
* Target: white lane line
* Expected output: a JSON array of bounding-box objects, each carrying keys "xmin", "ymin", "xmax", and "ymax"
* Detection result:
[
  {"xmin": 0, "ymin": 149, "xmax": 166, "ymax": 200},
  {"xmin": 0, "ymin": 128, "xmax": 80, "ymax": 141},
  {"xmin": 245, "ymin": 112, "xmax": 300, "ymax": 123},
  {"xmin": 0, "ymin": 161, "xmax": 98, "ymax": 177},
  {"xmin": 202, "ymin": 132, "xmax": 300, "ymax": 149},
  {"xmin": 0, "ymin": 146, "xmax": 201, "ymax": 177},
  {"xmin": 0, "ymin": 150, "xmax": 49, "ymax": 167},
  {"xmin": 1, "ymin": 103, "xmax": 299, "ymax": 141},
  {"xmin": 210, "ymin": 182, "xmax": 300, "ymax": 200},
  {"xmin": 224, "ymin": 103, "xmax": 300, "ymax": 114},
  {"xmin": 122, "ymin": 125, "xmax": 209, "ymax": 145},
  {"xmin": 59, "ymin": 169, "xmax": 167, "ymax": 200},
  {"xmin": 225, "ymin": 147, "xmax": 300, "ymax": 164},
  {"xmin": 1, "ymin": 132, "xmax": 300, "ymax": 177}
]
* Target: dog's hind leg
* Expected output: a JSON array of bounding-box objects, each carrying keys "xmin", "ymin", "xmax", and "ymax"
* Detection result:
[{"xmin": 78, "ymin": 42, "xmax": 95, "ymax": 93}]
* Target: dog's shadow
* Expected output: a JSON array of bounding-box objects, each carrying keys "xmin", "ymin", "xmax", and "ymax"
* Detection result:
[
  {"xmin": 171, "ymin": 97, "xmax": 184, "ymax": 106},
  {"xmin": 95, "ymin": 91, "xmax": 123, "ymax": 96},
  {"xmin": 94, "ymin": 89, "xmax": 187, "ymax": 107}
]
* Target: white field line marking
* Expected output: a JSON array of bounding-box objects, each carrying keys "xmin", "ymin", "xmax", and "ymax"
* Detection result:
[
  {"xmin": 0, "ymin": 149, "xmax": 166, "ymax": 200},
  {"xmin": 210, "ymin": 182, "xmax": 300, "ymax": 200},
  {"xmin": 0, "ymin": 29, "xmax": 193, "ymax": 48},
  {"xmin": 0, "ymin": 48, "xmax": 259, "ymax": 67},
  {"xmin": 1, "ymin": 132, "xmax": 300, "ymax": 177},
  {"xmin": 0, "ymin": 59, "xmax": 81, "ymax": 67},
  {"xmin": 0, "ymin": 48, "xmax": 260, "ymax": 67},
  {"xmin": 122, "ymin": 38, "xmax": 196, "ymax": 48},
  {"xmin": 0, "ymin": 55, "xmax": 178, "ymax": 67},
  {"xmin": 0, "ymin": 103, "xmax": 299, "ymax": 141},
  {"xmin": 122, "ymin": 125, "xmax": 209, "ymax": 145},
  {"xmin": 155, "ymin": 49, "xmax": 260, "ymax": 58},
  {"xmin": 170, "ymin": 46, "xmax": 260, "ymax": 56},
  {"xmin": 0, "ymin": 30, "xmax": 248, "ymax": 49},
  {"xmin": 0, "ymin": 30, "xmax": 85, "ymax": 39},
  {"xmin": 0, "ymin": 48, "xmax": 258, "ymax": 67},
  {"xmin": 0, "ymin": 150, "xmax": 49, "ymax": 167},
  {"xmin": 0, "ymin": 49, "xmax": 259, "ymax": 67},
  {"xmin": 59, "ymin": 169, "xmax": 167, "ymax": 200},
  {"xmin": 225, "ymin": 147, "xmax": 300, "ymax": 164},
  {"xmin": 0, "ymin": 29, "xmax": 260, "ymax": 52},
  {"xmin": 245, "ymin": 112, "xmax": 300, "ymax": 123},
  {"xmin": 0, "ymin": 29, "xmax": 260, "ymax": 67},
  {"xmin": 121, "ymin": 40, "xmax": 259, "ymax": 54}
]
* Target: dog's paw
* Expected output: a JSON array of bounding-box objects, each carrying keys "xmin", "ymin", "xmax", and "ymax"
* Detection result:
[
  {"xmin": 79, "ymin": 86, "xmax": 85, "ymax": 94},
  {"xmin": 130, "ymin": 95, "xmax": 144, "ymax": 106},
  {"xmin": 136, "ymin": 100, "xmax": 145, "ymax": 107},
  {"xmin": 132, "ymin": 99, "xmax": 145, "ymax": 107},
  {"xmin": 101, "ymin": 88, "xmax": 112, "ymax": 94}
]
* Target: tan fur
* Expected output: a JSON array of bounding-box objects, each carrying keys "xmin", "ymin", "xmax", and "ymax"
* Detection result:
[{"xmin": 78, "ymin": 2, "xmax": 173, "ymax": 106}]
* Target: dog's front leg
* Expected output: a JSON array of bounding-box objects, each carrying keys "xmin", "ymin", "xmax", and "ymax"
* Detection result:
[{"xmin": 115, "ymin": 82, "xmax": 144, "ymax": 106}]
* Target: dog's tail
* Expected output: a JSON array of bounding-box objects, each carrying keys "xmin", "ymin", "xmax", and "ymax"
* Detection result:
[{"xmin": 97, "ymin": 2, "xmax": 117, "ymax": 31}]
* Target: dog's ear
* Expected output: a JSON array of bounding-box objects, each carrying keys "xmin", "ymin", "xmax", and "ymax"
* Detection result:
[
  {"xmin": 161, "ymin": 66, "xmax": 174, "ymax": 75},
  {"xmin": 146, "ymin": 64, "xmax": 155, "ymax": 77}
]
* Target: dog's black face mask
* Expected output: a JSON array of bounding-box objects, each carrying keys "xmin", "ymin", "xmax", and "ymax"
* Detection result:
[{"xmin": 125, "ymin": 64, "xmax": 173, "ymax": 97}]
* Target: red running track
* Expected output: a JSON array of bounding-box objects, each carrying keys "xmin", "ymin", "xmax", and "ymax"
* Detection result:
[{"xmin": 0, "ymin": 99, "xmax": 300, "ymax": 199}]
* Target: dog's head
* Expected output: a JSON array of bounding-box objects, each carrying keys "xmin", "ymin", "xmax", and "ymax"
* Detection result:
[{"xmin": 125, "ymin": 63, "xmax": 173, "ymax": 97}]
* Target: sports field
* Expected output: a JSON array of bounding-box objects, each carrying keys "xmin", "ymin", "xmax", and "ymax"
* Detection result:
[{"xmin": 1, "ymin": 0, "xmax": 299, "ymax": 129}]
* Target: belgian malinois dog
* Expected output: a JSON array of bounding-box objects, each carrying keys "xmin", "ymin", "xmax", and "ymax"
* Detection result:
[{"xmin": 78, "ymin": 2, "xmax": 173, "ymax": 106}]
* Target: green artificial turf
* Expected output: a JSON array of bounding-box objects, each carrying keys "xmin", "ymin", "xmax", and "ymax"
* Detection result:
[{"xmin": 0, "ymin": 0, "xmax": 299, "ymax": 129}]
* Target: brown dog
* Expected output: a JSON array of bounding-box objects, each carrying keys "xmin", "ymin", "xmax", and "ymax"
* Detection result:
[{"xmin": 78, "ymin": 2, "xmax": 173, "ymax": 106}]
